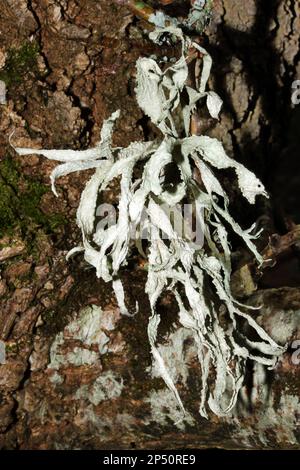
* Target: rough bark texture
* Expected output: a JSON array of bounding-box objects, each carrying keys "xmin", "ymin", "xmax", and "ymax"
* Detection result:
[{"xmin": 0, "ymin": 0, "xmax": 299, "ymax": 449}]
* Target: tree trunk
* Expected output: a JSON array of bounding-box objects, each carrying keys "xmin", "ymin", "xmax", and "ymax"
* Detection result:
[{"xmin": 0, "ymin": 0, "xmax": 299, "ymax": 449}]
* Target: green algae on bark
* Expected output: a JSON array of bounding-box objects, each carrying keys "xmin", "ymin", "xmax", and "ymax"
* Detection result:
[{"xmin": 0, "ymin": 154, "xmax": 65, "ymax": 238}]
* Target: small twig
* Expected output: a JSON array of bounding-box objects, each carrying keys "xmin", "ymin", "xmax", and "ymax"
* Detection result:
[
  {"xmin": 262, "ymin": 226, "xmax": 300, "ymax": 264},
  {"xmin": 126, "ymin": 1, "xmax": 155, "ymax": 22}
]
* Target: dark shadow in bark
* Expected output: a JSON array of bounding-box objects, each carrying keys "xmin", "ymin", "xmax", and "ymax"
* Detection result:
[{"xmin": 208, "ymin": 0, "xmax": 300, "ymax": 230}]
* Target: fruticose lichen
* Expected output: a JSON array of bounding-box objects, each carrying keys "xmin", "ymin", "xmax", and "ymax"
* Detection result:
[{"xmin": 15, "ymin": 11, "xmax": 285, "ymax": 419}]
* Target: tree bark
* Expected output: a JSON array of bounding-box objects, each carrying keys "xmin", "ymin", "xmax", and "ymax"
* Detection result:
[{"xmin": 0, "ymin": 0, "xmax": 299, "ymax": 449}]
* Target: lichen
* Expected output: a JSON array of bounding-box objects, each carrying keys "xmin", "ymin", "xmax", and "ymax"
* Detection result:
[
  {"xmin": 145, "ymin": 389, "xmax": 195, "ymax": 430},
  {"xmin": 47, "ymin": 304, "xmax": 121, "ymax": 374},
  {"xmin": 151, "ymin": 326, "xmax": 196, "ymax": 387},
  {"xmin": 75, "ymin": 371, "xmax": 124, "ymax": 405},
  {"xmin": 185, "ymin": 0, "xmax": 213, "ymax": 33},
  {"xmin": 15, "ymin": 14, "xmax": 285, "ymax": 421}
]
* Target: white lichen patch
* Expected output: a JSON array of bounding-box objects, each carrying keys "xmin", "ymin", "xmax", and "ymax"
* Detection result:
[
  {"xmin": 149, "ymin": 11, "xmax": 169, "ymax": 28},
  {"xmin": 49, "ymin": 370, "xmax": 64, "ymax": 385},
  {"xmin": 64, "ymin": 347, "xmax": 100, "ymax": 367},
  {"xmin": 231, "ymin": 392, "xmax": 300, "ymax": 448},
  {"xmin": 48, "ymin": 304, "xmax": 121, "ymax": 378},
  {"xmin": 145, "ymin": 389, "xmax": 195, "ymax": 430},
  {"xmin": 65, "ymin": 304, "xmax": 120, "ymax": 353},
  {"xmin": 260, "ymin": 394, "xmax": 300, "ymax": 446},
  {"xmin": 258, "ymin": 308, "xmax": 300, "ymax": 345},
  {"xmin": 151, "ymin": 327, "xmax": 196, "ymax": 386},
  {"xmin": 74, "ymin": 405, "xmax": 136, "ymax": 434},
  {"xmin": 48, "ymin": 331, "xmax": 100, "ymax": 371},
  {"xmin": 228, "ymin": 345, "xmax": 300, "ymax": 448},
  {"xmin": 75, "ymin": 371, "xmax": 124, "ymax": 406},
  {"xmin": 65, "ymin": 305, "xmax": 104, "ymax": 345}
]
